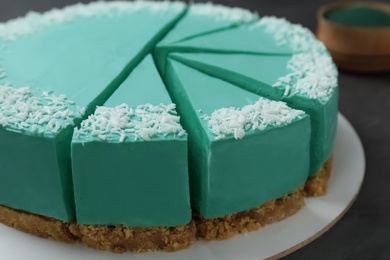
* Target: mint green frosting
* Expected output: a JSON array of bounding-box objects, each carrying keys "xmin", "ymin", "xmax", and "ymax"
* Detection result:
[
  {"xmin": 154, "ymin": 20, "xmax": 296, "ymax": 75},
  {"xmin": 155, "ymin": 3, "xmax": 257, "ymax": 76},
  {"xmin": 169, "ymin": 52, "xmax": 338, "ymax": 175},
  {"xmin": 0, "ymin": 3, "xmax": 186, "ymax": 222},
  {"xmin": 106, "ymin": 55, "xmax": 173, "ymax": 107},
  {"xmin": 172, "ymin": 22, "xmax": 294, "ymax": 54},
  {"xmin": 71, "ymin": 55, "xmax": 191, "ymax": 226},
  {"xmin": 165, "ymin": 59, "xmax": 310, "ymax": 218},
  {"xmin": 160, "ymin": 3, "xmax": 257, "ymax": 45}
]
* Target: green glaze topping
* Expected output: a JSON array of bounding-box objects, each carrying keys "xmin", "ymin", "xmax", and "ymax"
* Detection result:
[
  {"xmin": 0, "ymin": 1, "xmax": 185, "ymax": 41},
  {"xmin": 203, "ymin": 97, "xmax": 305, "ymax": 140},
  {"xmin": 252, "ymin": 16, "xmax": 326, "ymax": 53},
  {"xmin": 189, "ymin": 2, "xmax": 257, "ymax": 22},
  {"xmin": 74, "ymin": 103, "xmax": 186, "ymax": 142},
  {"xmin": 326, "ymin": 6, "xmax": 390, "ymax": 27},
  {"xmin": 0, "ymin": 85, "xmax": 84, "ymax": 137}
]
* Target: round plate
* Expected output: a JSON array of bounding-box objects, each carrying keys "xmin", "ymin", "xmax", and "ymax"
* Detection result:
[{"xmin": 0, "ymin": 113, "xmax": 365, "ymax": 260}]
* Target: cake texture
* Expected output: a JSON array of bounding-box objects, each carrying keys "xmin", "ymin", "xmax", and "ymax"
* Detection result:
[
  {"xmin": 0, "ymin": 204, "xmax": 197, "ymax": 253},
  {"xmin": 194, "ymin": 188, "xmax": 305, "ymax": 240},
  {"xmin": 0, "ymin": 0, "xmax": 338, "ymax": 254}
]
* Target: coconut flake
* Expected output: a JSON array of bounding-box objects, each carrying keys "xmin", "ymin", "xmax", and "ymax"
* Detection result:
[
  {"xmin": 253, "ymin": 16, "xmax": 338, "ymax": 101},
  {"xmin": 203, "ymin": 98, "xmax": 305, "ymax": 140},
  {"xmin": 0, "ymin": 85, "xmax": 84, "ymax": 135},
  {"xmin": 0, "ymin": 1, "xmax": 185, "ymax": 41},
  {"xmin": 75, "ymin": 103, "xmax": 186, "ymax": 142},
  {"xmin": 190, "ymin": 2, "xmax": 257, "ymax": 22}
]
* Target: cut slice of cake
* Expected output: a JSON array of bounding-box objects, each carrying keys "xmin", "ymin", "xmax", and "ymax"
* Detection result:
[
  {"xmin": 71, "ymin": 55, "xmax": 195, "ymax": 252},
  {"xmin": 72, "ymin": 55, "xmax": 191, "ymax": 227},
  {"xmin": 170, "ymin": 52, "xmax": 338, "ymax": 180},
  {"xmin": 165, "ymin": 58, "xmax": 311, "ymax": 219},
  {"xmin": 0, "ymin": 1, "xmax": 186, "ymax": 222},
  {"xmin": 155, "ymin": 16, "xmax": 300, "ymax": 76},
  {"xmin": 154, "ymin": 2, "xmax": 258, "ymax": 75}
]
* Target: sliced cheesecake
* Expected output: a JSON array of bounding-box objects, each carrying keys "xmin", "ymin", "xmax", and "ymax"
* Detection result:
[
  {"xmin": 72, "ymin": 55, "xmax": 191, "ymax": 227},
  {"xmin": 169, "ymin": 51, "xmax": 338, "ymax": 176},
  {"xmin": 0, "ymin": 1, "xmax": 186, "ymax": 221},
  {"xmin": 165, "ymin": 59, "xmax": 311, "ymax": 218},
  {"xmin": 155, "ymin": 2, "xmax": 257, "ymax": 75}
]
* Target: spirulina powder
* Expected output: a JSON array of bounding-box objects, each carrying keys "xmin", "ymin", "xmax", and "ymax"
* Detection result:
[{"xmin": 326, "ymin": 6, "xmax": 390, "ymax": 27}]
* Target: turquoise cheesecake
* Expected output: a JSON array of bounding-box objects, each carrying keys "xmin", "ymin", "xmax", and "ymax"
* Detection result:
[
  {"xmin": 0, "ymin": 1, "xmax": 186, "ymax": 222},
  {"xmin": 72, "ymin": 55, "xmax": 191, "ymax": 227},
  {"xmin": 166, "ymin": 59, "xmax": 310, "ymax": 218},
  {"xmin": 0, "ymin": 1, "xmax": 338, "ymax": 253},
  {"xmin": 159, "ymin": 17, "xmax": 339, "ymax": 176},
  {"xmin": 155, "ymin": 2, "xmax": 258, "ymax": 74}
]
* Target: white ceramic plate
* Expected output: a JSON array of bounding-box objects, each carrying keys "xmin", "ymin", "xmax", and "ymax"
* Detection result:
[{"xmin": 0, "ymin": 113, "xmax": 365, "ymax": 260}]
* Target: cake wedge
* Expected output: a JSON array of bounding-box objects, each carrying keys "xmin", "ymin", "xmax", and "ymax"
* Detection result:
[
  {"xmin": 0, "ymin": 1, "xmax": 186, "ymax": 222},
  {"xmin": 169, "ymin": 51, "xmax": 338, "ymax": 182},
  {"xmin": 71, "ymin": 55, "xmax": 194, "ymax": 252},
  {"xmin": 165, "ymin": 59, "xmax": 311, "ymax": 222},
  {"xmin": 155, "ymin": 2, "xmax": 257, "ymax": 75}
]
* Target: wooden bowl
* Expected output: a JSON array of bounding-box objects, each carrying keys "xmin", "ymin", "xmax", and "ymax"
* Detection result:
[{"xmin": 317, "ymin": 1, "xmax": 390, "ymax": 73}]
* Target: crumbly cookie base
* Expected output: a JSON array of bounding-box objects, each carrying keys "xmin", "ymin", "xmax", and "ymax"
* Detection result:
[
  {"xmin": 0, "ymin": 205, "xmax": 78, "ymax": 243},
  {"xmin": 194, "ymin": 188, "xmax": 305, "ymax": 240},
  {"xmin": 304, "ymin": 157, "xmax": 333, "ymax": 197},
  {"xmin": 68, "ymin": 222, "xmax": 197, "ymax": 253},
  {"xmin": 0, "ymin": 205, "xmax": 196, "ymax": 253},
  {"xmin": 0, "ymin": 160, "xmax": 332, "ymax": 252}
]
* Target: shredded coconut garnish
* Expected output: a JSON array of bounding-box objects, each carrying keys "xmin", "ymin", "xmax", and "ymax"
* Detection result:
[
  {"xmin": 0, "ymin": 85, "xmax": 84, "ymax": 135},
  {"xmin": 273, "ymin": 52, "xmax": 338, "ymax": 101},
  {"xmin": 75, "ymin": 103, "xmax": 186, "ymax": 142},
  {"xmin": 252, "ymin": 16, "xmax": 326, "ymax": 53},
  {"xmin": 0, "ymin": 1, "xmax": 185, "ymax": 41},
  {"xmin": 251, "ymin": 16, "xmax": 338, "ymax": 101},
  {"xmin": 190, "ymin": 2, "xmax": 257, "ymax": 22},
  {"xmin": 202, "ymin": 98, "xmax": 305, "ymax": 140}
]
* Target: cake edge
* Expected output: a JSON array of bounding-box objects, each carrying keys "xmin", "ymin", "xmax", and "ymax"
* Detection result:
[
  {"xmin": 194, "ymin": 187, "xmax": 305, "ymax": 240},
  {"xmin": 0, "ymin": 158, "xmax": 332, "ymax": 252},
  {"xmin": 69, "ymin": 221, "xmax": 197, "ymax": 253},
  {"xmin": 304, "ymin": 157, "xmax": 333, "ymax": 197},
  {"xmin": 194, "ymin": 157, "xmax": 333, "ymax": 240},
  {"xmin": 0, "ymin": 205, "xmax": 197, "ymax": 253}
]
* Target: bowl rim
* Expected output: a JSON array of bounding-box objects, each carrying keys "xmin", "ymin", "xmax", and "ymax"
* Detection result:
[{"xmin": 318, "ymin": 1, "xmax": 390, "ymax": 31}]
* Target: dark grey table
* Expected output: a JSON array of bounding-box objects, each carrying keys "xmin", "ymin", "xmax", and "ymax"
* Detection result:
[{"xmin": 0, "ymin": 0, "xmax": 389, "ymax": 259}]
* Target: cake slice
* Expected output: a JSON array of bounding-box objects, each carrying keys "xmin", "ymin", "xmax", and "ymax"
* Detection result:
[
  {"xmin": 165, "ymin": 58, "xmax": 311, "ymax": 219},
  {"xmin": 155, "ymin": 2, "xmax": 257, "ymax": 75},
  {"xmin": 155, "ymin": 16, "xmax": 300, "ymax": 75},
  {"xmin": 71, "ymin": 55, "xmax": 194, "ymax": 252},
  {"xmin": 0, "ymin": 1, "xmax": 186, "ymax": 222},
  {"xmin": 72, "ymin": 55, "xmax": 191, "ymax": 227},
  {"xmin": 170, "ymin": 52, "xmax": 338, "ymax": 180}
]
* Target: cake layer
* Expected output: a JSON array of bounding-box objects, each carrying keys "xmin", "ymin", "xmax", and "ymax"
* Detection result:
[
  {"xmin": 0, "ymin": 204, "xmax": 196, "ymax": 253},
  {"xmin": 72, "ymin": 55, "xmax": 191, "ymax": 227},
  {"xmin": 194, "ymin": 188, "xmax": 305, "ymax": 240},
  {"xmin": 170, "ymin": 52, "xmax": 338, "ymax": 176},
  {"xmin": 154, "ymin": 2, "xmax": 257, "ymax": 75},
  {"xmin": 0, "ymin": 1, "xmax": 186, "ymax": 221},
  {"xmin": 165, "ymin": 59, "xmax": 311, "ymax": 218}
]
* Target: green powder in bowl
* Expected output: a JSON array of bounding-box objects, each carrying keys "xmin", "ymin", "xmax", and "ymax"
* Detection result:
[{"xmin": 326, "ymin": 6, "xmax": 390, "ymax": 27}]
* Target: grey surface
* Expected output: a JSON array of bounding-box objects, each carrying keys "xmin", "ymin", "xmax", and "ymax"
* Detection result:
[{"xmin": 0, "ymin": 0, "xmax": 389, "ymax": 259}]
